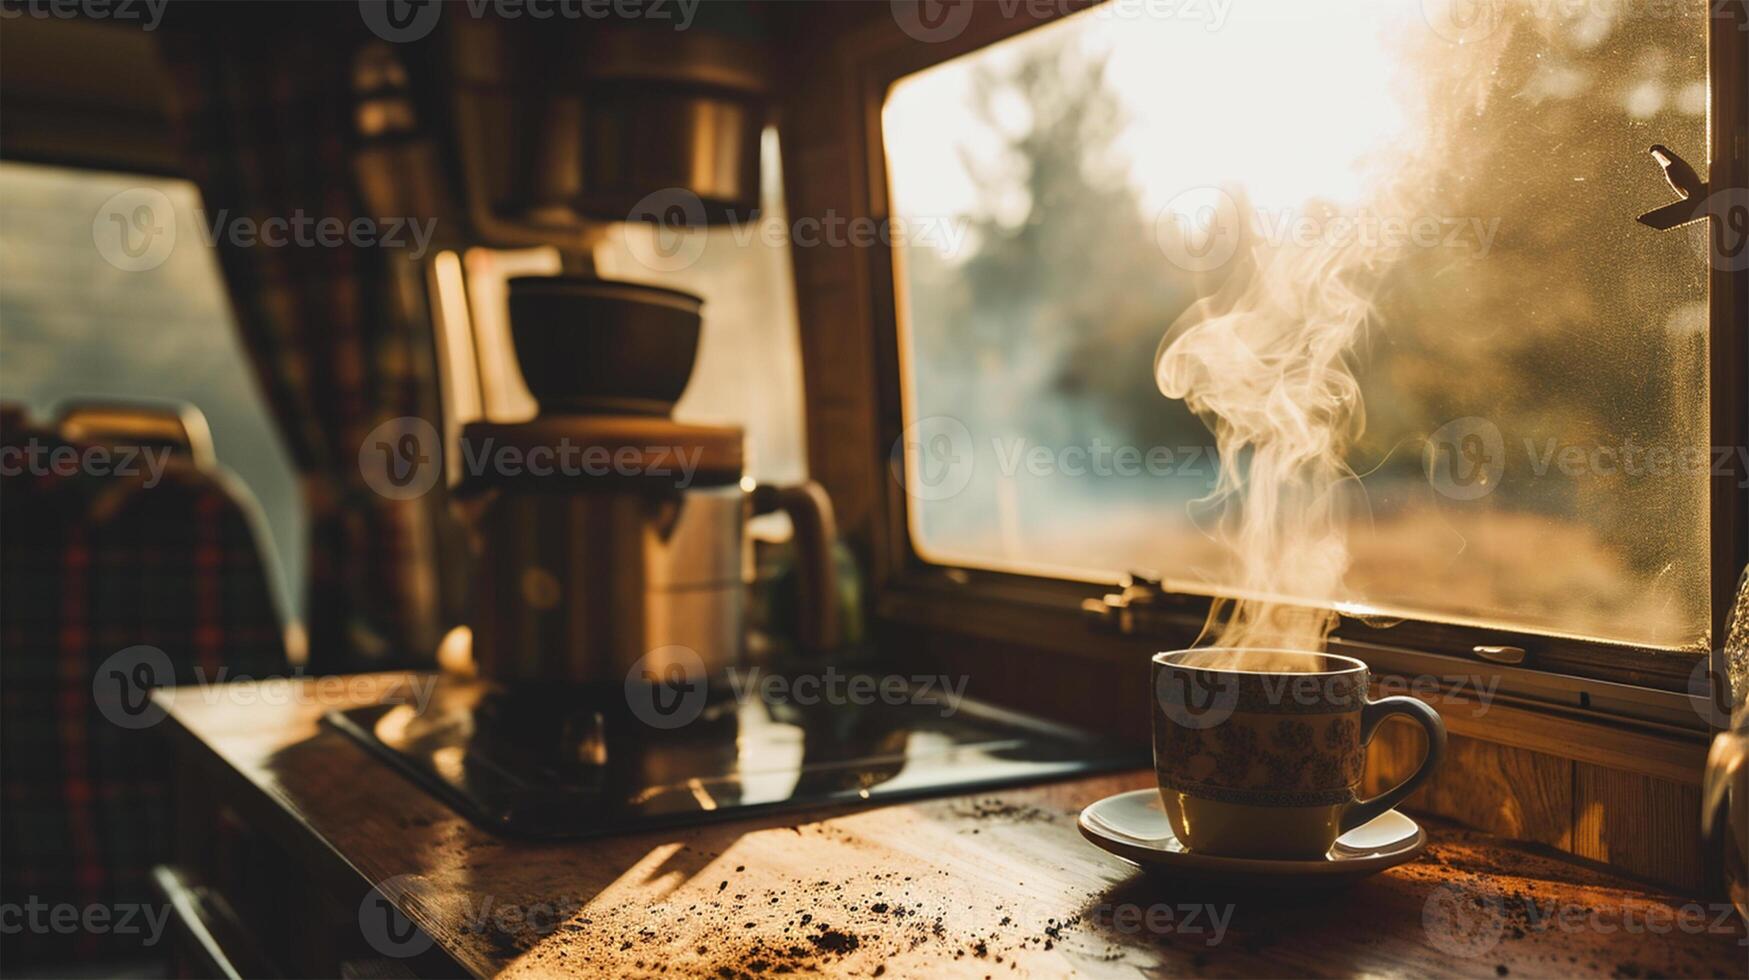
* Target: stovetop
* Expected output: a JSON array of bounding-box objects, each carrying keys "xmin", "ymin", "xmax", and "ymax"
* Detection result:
[{"xmin": 325, "ymin": 667, "xmax": 1144, "ymax": 839}]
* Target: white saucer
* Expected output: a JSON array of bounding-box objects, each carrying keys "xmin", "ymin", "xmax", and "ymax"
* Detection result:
[{"xmin": 1079, "ymin": 789, "xmax": 1427, "ymax": 882}]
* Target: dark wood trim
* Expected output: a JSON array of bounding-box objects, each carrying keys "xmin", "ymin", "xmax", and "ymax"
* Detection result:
[
  {"xmin": 1709, "ymin": 0, "xmax": 1749, "ymax": 718},
  {"xmin": 881, "ymin": 562, "xmax": 1717, "ymax": 694},
  {"xmin": 878, "ymin": 570, "xmax": 1717, "ymax": 730}
]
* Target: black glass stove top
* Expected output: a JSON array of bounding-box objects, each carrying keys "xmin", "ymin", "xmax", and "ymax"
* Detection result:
[{"xmin": 325, "ymin": 670, "xmax": 1144, "ymax": 839}]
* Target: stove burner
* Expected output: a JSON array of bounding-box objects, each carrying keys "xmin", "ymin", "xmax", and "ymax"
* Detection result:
[{"xmin": 325, "ymin": 672, "xmax": 1143, "ymax": 838}]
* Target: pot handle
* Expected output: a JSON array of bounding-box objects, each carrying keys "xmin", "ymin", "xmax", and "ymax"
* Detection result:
[{"xmin": 752, "ymin": 481, "xmax": 839, "ymax": 652}]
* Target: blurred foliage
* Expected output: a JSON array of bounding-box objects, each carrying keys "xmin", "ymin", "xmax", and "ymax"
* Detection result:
[
  {"xmin": 892, "ymin": 3, "xmax": 1709, "ymax": 647},
  {"xmin": 905, "ymin": 41, "xmax": 1201, "ymax": 455}
]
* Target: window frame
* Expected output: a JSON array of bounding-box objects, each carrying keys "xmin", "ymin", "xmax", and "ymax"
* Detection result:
[{"xmin": 830, "ymin": 0, "xmax": 1747, "ymax": 731}]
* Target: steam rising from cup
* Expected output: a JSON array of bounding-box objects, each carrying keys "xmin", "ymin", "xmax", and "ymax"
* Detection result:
[{"xmin": 1154, "ymin": 21, "xmax": 1513, "ymax": 666}]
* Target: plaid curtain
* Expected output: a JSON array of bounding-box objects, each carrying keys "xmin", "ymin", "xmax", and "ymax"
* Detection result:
[{"xmin": 157, "ymin": 5, "xmax": 448, "ymax": 671}]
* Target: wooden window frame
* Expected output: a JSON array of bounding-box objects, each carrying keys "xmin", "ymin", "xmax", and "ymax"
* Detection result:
[{"xmin": 778, "ymin": 1, "xmax": 1747, "ymax": 740}]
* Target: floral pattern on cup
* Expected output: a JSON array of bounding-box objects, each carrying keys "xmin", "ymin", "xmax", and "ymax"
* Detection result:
[{"xmin": 1155, "ymin": 710, "xmax": 1366, "ymax": 804}]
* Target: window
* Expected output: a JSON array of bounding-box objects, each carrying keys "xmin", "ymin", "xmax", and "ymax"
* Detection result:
[
  {"xmin": 0, "ymin": 163, "xmax": 304, "ymax": 624},
  {"xmin": 884, "ymin": 1, "xmax": 1711, "ymax": 650}
]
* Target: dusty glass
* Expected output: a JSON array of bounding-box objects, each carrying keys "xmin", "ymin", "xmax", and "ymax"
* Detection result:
[{"xmin": 884, "ymin": 0, "xmax": 1710, "ymax": 649}]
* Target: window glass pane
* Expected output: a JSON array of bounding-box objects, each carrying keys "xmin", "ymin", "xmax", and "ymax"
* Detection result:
[
  {"xmin": 885, "ymin": 1, "xmax": 1708, "ymax": 648},
  {"xmin": 0, "ymin": 163, "xmax": 304, "ymax": 623},
  {"xmin": 596, "ymin": 127, "xmax": 809, "ymax": 487}
]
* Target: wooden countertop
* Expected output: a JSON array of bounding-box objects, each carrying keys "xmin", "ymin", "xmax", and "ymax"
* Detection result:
[{"xmin": 156, "ymin": 673, "xmax": 1748, "ymax": 978}]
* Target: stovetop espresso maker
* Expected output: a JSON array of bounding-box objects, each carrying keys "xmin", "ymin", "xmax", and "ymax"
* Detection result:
[
  {"xmin": 426, "ymin": 5, "xmax": 839, "ymax": 691},
  {"xmin": 459, "ymin": 276, "xmax": 838, "ymax": 692}
]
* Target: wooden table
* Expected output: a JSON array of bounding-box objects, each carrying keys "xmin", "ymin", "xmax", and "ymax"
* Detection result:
[{"xmin": 156, "ymin": 673, "xmax": 1748, "ymax": 978}]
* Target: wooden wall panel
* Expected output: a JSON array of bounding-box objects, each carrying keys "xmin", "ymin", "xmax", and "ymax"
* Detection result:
[
  {"xmin": 886, "ymin": 622, "xmax": 1151, "ymax": 746},
  {"xmin": 1573, "ymin": 765, "xmax": 1706, "ymax": 893},
  {"xmin": 1365, "ymin": 722, "xmax": 1573, "ymax": 848}
]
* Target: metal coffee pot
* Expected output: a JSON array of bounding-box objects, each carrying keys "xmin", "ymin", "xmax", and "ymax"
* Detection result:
[{"xmin": 461, "ymin": 277, "xmax": 836, "ymax": 688}]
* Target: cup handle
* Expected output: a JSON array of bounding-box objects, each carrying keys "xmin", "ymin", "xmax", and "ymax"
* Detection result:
[{"xmin": 1340, "ymin": 695, "xmax": 1448, "ymax": 833}]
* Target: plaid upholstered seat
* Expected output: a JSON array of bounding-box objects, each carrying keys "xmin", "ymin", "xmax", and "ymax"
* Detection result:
[{"xmin": 0, "ymin": 411, "xmax": 288, "ymax": 964}]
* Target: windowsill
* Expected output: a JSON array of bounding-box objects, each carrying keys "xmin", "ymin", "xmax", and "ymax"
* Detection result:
[{"xmin": 875, "ymin": 572, "xmax": 1716, "ymax": 753}]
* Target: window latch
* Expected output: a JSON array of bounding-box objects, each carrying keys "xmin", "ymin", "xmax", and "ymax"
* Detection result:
[
  {"xmin": 1082, "ymin": 571, "xmax": 1169, "ymax": 635},
  {"xmin": 1636, "ymin": 144, "xmax": 1710, "ymax": 231},
  {"xmin": 1472, "ymin": 644, "xmax": 1527, "ymax": 666}
]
